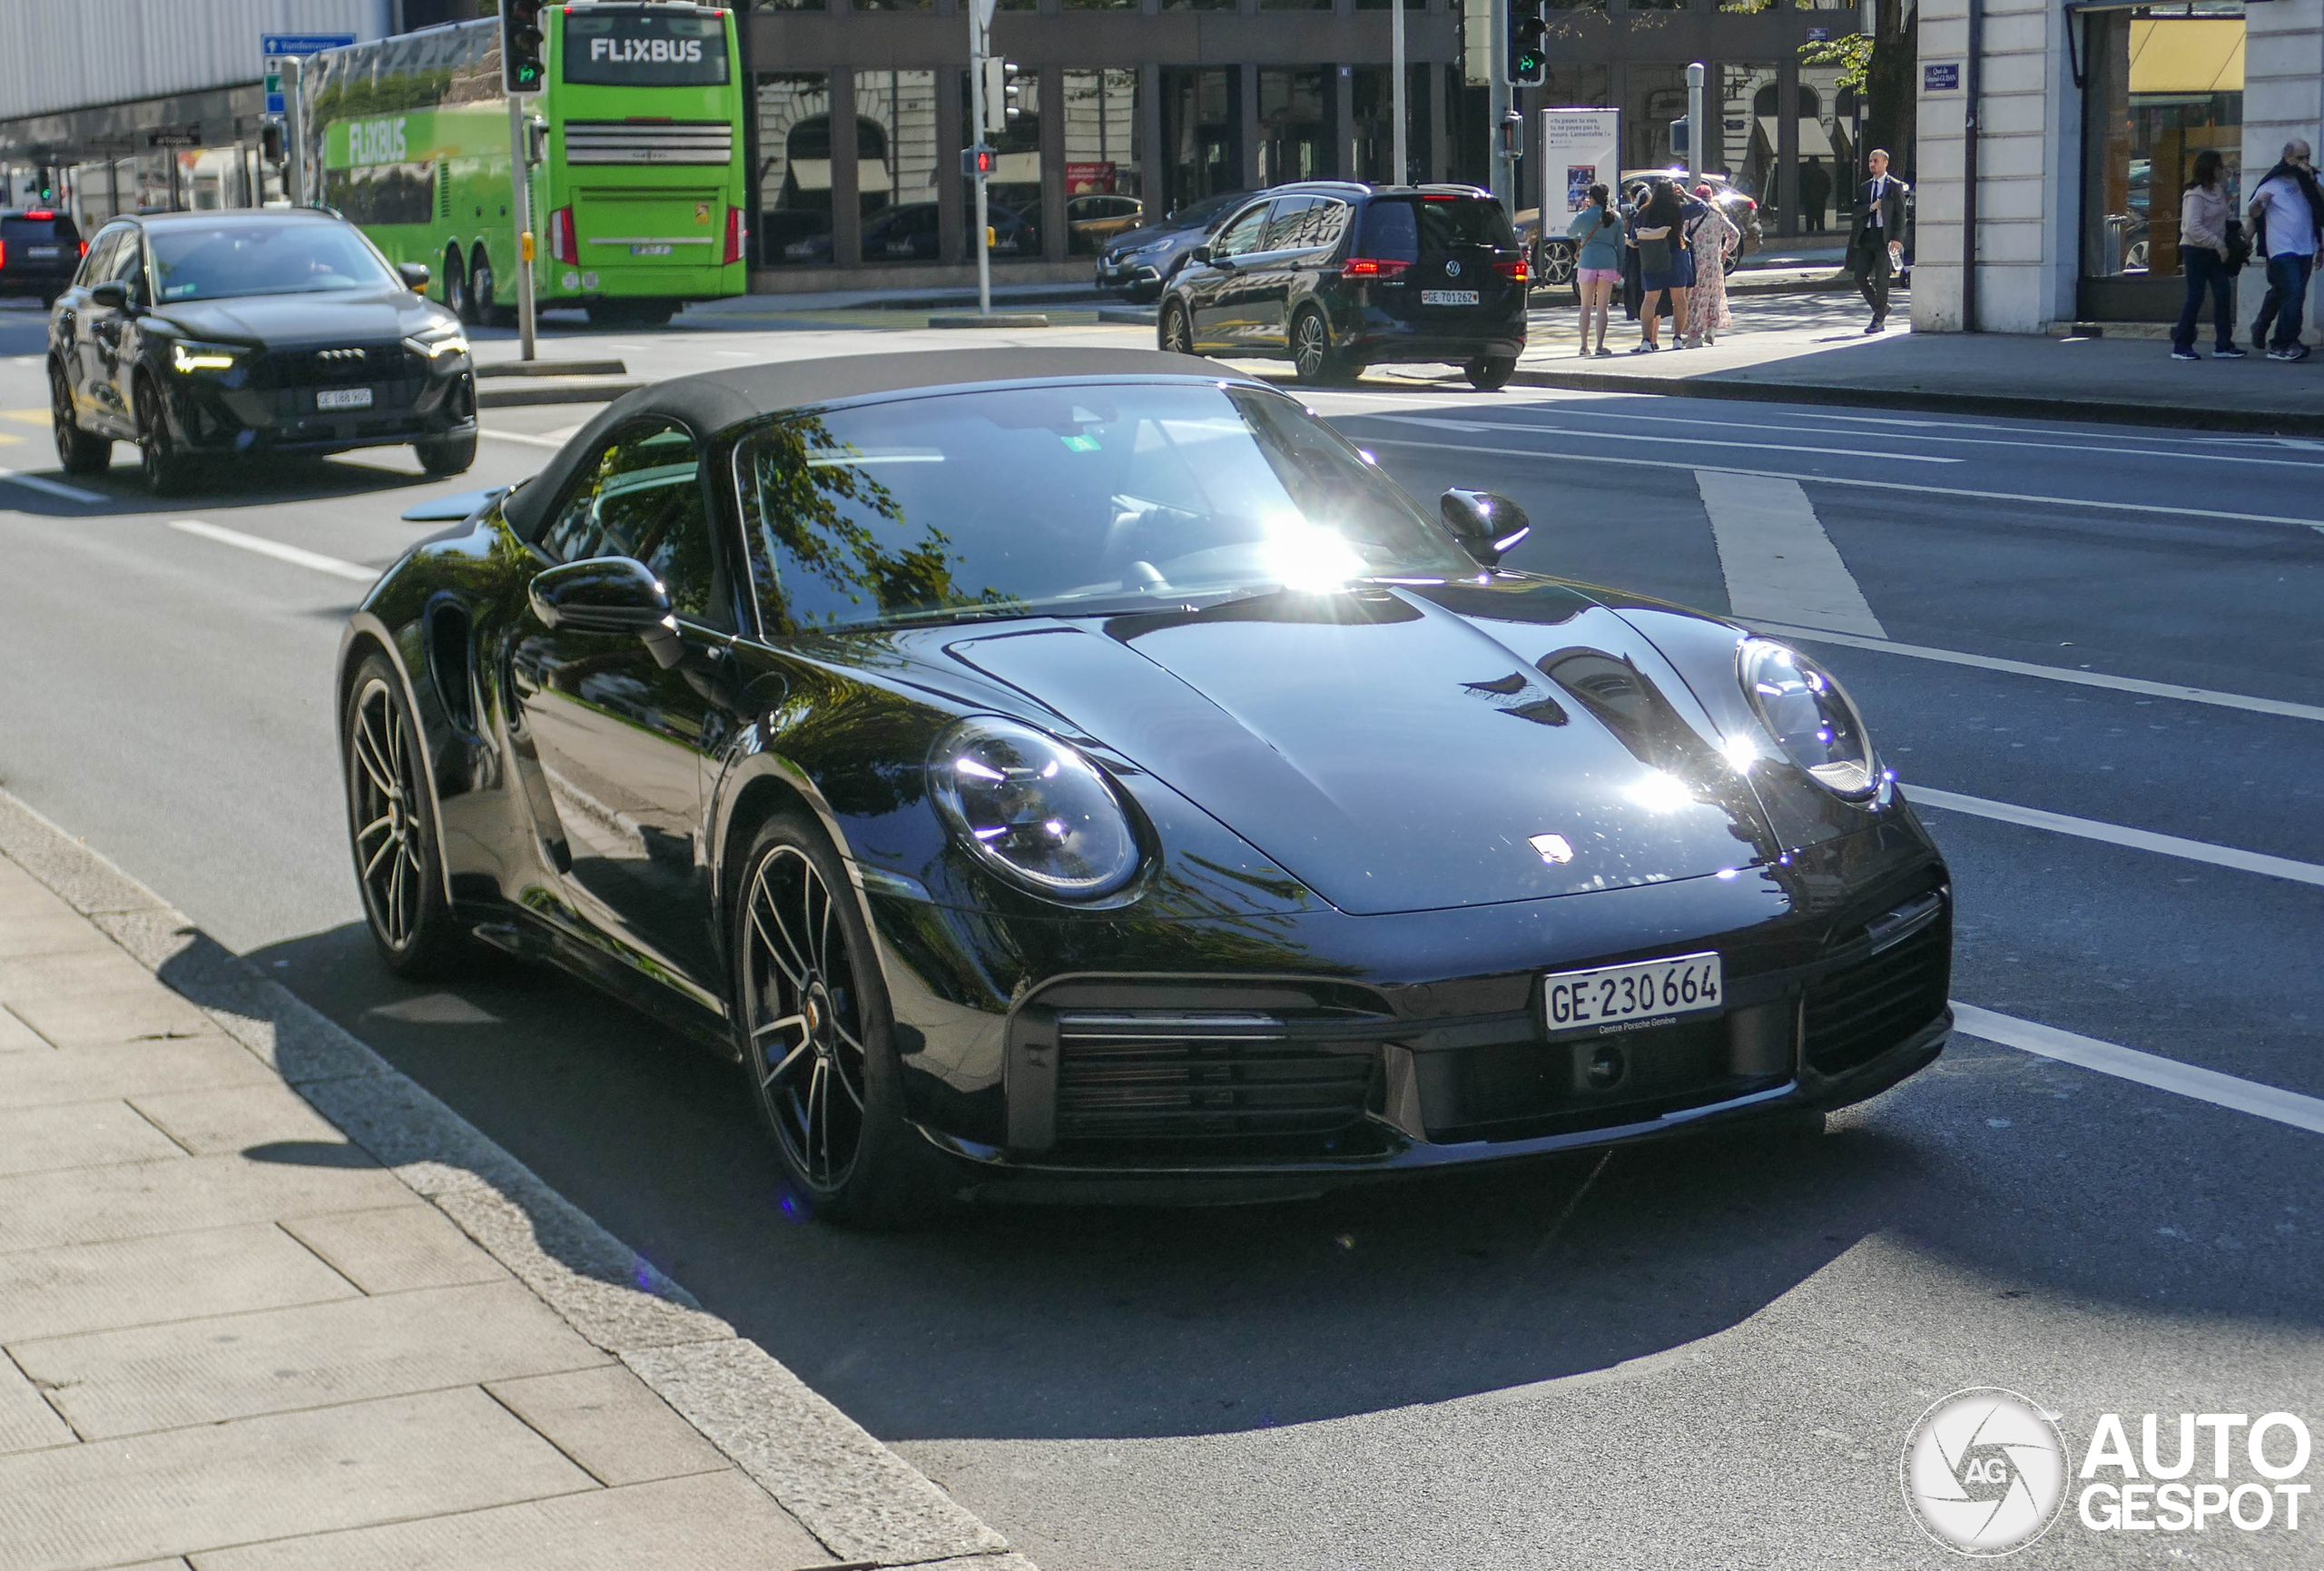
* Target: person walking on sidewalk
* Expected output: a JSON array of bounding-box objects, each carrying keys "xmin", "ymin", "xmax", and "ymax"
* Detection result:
[
  {"xmin": 1568, "ymin": 183, "xmax": 1624, "ymax": 357},
  {"xmin": 2172, "ymin": 149, "xmax": 2245, "ymax": 361},
  {"xmin": 2247, "ymin": 139, "xmax": 2323, "ymax": 362},
  {"xmin": 1800, "ymin": 157, "xmax": 1832, "ymax": 234},
  {"xmin": 1682, "ymin": 183, "xmax": 1739, "ymax": 347},
  {"xmin": 1847, "ymin": 149, "xmax": 1910, "ymax": 334}
]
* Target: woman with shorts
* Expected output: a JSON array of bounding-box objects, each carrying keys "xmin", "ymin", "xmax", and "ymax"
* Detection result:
[{"xmin": 1566, "ymin": 183, "xmax": 1625, "ymax": 358}]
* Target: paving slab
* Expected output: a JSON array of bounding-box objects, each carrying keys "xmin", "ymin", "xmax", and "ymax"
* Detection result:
[
  {"xmin": 0, "ymin": 1150, "xmax": 415, "ymax": 1256},
  {"xmin": 486, "ymin": 1365, "xmax": 734, "ymax": 1487},
  {"xmin": 0, "ymin": 1005, "xmax": 51, "ymax": 1052},
  {"xmin": 185, "ymin": 1470, "xmax": 835, "ymax": 1571},
  {"xmin": 0, "ymin": 1101, "xmax": 186, "ymax": 1177},
  {"xmin": 129, "ymin": 1082, "xmax": 350, "ymax": 1157},
  {"xmin": 0, "ymin": 951, "xmax": 219, "ymax": 1048},
  {"xmin": 0, "ymin": 1225, "xmax": 359, "ymax": 1344},
  {"xmin": 0, "ymin": 1037, "xmax": 273, "ymax": 1112},
  {"xmin": 0, "ymin": 1351, "xmax": 74, "ymax": 1455},
  {"xmin": 14, "ymin": 1280, "xmax": 608, "ymax": 1439},
  {"xmin": 0, "ymin": 1387, "xmax": 597, "ymax": 1571},
  {"xmin": 0, "ymin": 903, "xmax": 118, "ymax": 963},
  {"xmin": 280, "ymin": 1206, "xmax": 510, "ymax": 1296}
]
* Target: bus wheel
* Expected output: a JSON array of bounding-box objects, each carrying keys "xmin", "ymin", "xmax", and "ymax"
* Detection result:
[
  {"xmin": 468, "ymin": 243, "xmax": 495, "ymax": 319},
  {"xmin": 442, "ymin": 249, "xmax": 472, "ymax": 323}
]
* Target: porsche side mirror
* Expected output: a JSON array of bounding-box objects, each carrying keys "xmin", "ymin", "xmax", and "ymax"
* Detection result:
[
  {"xmin": 89, "ymin": 280, "xmax": 128, "ymax": 311},
  {"xmin": 398, "ymin": 262, "xmax": 432, "ymax": 291},
  {"xmin": 529, "ymin": 556, "xmax": 684, "ymax": 667},
  {"xmin": 1441, "ymin": 489, "xmax": 1531, "ymax": 567}
]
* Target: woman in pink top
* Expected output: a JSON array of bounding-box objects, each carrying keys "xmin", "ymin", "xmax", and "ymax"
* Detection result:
[{"xmin": 2171, "ymin": 150, "xmax": 2244, "ymax": 361}]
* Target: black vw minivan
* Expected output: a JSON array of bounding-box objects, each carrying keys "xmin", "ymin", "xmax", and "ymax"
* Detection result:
[{"xmin": 1157, "ymin": 183, "xmax": 1528, "ymax": 389}]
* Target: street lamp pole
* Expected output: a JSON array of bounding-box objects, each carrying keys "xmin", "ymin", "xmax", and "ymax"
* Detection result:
[{"xmin": 1392, "ymin": 0, "xmax": 1408, "ymax": 184}]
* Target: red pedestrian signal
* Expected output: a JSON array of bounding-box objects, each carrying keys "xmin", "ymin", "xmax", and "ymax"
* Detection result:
[{"xmin": 960, "ymin": 146, "xmax": 996, "ymax": 178}]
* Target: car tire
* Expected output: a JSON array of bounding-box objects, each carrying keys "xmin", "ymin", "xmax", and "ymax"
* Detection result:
[
  {"xmin": 345, "ymin": 656, "xmax": 471, "ymax": 980},
  {"xmin": 732, "ymin": 811, "xmax": 955, "ymax": 1228},
  {"xmin": 1722, "ymin": 250, "xmax": 1740, "ymax": 277},
  {"xmin": 443, "ymin": 248, "xmax": 474, "ymax": 325},
  {"xmin": 415, "ymin": 432, "xmax": 478, "ymax": 477},
  {"xmin": 50, "ymin": 362, "xmax": 110, "ymax": 475},
  {"xmin": 1464, "ymin": 355, "xmax": 1517, "ymax": 392},
  {"xmin": 133, "ymin": 377, "xmax": 195, "ymax": 496},
  {"xmin": 468, "ymin": 243, "xmax": 495, "ymax": 320},
  {"xmin": 1291, "ymin": 307, "xmax": 1349, "ymax": 386},
  {"xmin": 1158, "ymin": 300, "xmax": 1197, "ymax": 358}
]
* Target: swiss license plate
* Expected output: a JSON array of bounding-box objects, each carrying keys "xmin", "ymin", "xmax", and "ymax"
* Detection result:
[
  {"xmin": 1422, "ymin": 288, "xmax": 1480, "ymax": 306},
  {"xmin": 316, "ymin": 387, "xmax": 373, "ymax": 411},
  {"xmin": 629, "ymin": 243, "xmax": 673, "ymax": 256},
  {"xmin": 1543, "ymin": 952, "xmax": 1723, "ymax": 1038},
  {"xmin": 25, "ymin": 245, "xmax": 59, "ymax": 259}
]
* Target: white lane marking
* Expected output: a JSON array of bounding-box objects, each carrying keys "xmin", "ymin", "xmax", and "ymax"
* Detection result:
[
  {"xmin": 1360, "ymin": 439, "xmax": 2324, "ymax": 533},
  {"xmin": 1374, "ymin": 413, "xmax": 1962, "ymax": 464},
  {"xmin": 1952, "ymin": 1003, "xmax": 2324, "ymax": 1138},
  {"xmin": 1907, "ymin": 785, "xmax": 2324, "ymax": 889},
  {"xmin": 1697, "ymin": 470, "xmax": 1886, "ymax": 637},
  {"xmin": 480, "ymin": 422, "xmax": 566, "ymax": 448},
  {"xmin": 1746, "ymin": 622, "xmax": 2324, "ymax": 726},
  {"xmin": 167, "ymin": 519, "xmax": 378, "ymax": 583},
  {"xmin": 1378, "ymin": 405, "xmax": 2324, "ymax": 469},
  {"xmin": 0, "ymin": 469, "xmax": 105, "ymax": 503}
]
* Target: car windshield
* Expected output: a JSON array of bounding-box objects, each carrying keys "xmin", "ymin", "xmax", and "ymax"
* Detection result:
[
  {"xmin": 734, "ymin": 380, "xmax": 1474, "ymax": 636},
  {"xmin": 146, "ymin": 222, "xmax": 397, "ymax": 302}
]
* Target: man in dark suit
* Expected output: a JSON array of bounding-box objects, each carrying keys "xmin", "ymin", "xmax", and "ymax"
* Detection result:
[{"xmin": 1846, "ymin": 148, "xmax": 1910, "ymax": 333}]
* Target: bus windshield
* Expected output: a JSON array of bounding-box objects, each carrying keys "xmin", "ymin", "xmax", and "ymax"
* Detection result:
[{"xmin": 562, "ymin": 9, "xmax": 729, "ymax": 87}]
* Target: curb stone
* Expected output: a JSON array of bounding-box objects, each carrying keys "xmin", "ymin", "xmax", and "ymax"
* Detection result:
[{"xmin": 0, "ymin": 786, "xmax": 1027, "ymax": 1571}]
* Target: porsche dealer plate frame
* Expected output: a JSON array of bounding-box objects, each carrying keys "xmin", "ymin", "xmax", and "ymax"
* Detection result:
[
  {"xmin": 315, "ymin": 387, "xmax": 374, "ymax": 411},
  {"xmin": 1542, "ymin": 951, "xmax": 1723, "ymax": 1038},
  {"xmin": 1421, "ymin": 288, "xmax": 1480, "ymax": 306}
]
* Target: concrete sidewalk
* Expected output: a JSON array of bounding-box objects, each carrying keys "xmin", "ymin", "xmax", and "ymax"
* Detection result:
[{"xmin": 0, "ymin": 792, "xmax": 1029, "ymax": 1571}]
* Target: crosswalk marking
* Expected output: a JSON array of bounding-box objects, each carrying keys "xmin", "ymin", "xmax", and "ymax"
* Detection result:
[
  {"xmin": 1952, "ymin": 1003, "xmax": 2324, "ymax": 1138},
  {"xmin": 1697, "ymin": 470, "xmax": 1886, "ymax": 637}
]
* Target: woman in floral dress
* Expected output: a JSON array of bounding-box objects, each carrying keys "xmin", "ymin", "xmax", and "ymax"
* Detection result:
[{"xmin": 1683, "ymin": 184, "xmax": 1740, "ymax": 347}]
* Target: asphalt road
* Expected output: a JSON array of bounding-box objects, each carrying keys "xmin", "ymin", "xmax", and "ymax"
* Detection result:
[{"xmin": 3, "ymin": 295, "xmax": 2320, "ymax": 1568}]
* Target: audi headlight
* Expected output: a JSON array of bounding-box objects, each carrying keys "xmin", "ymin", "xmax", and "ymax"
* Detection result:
[
  {"xmin": 170, "ymin": 339, "xmax": 246, "ymax": 373},
  {"xmin": 403, "ymin": 329, "xmax": 469, "ymax": 360},
  {"xmin": 1738, "ymin": 638, "xmax": 1882, "ymax": 799},
  {"xmin": 928, "ymin": 716, "xmax": 1142, "ymax": 898}
]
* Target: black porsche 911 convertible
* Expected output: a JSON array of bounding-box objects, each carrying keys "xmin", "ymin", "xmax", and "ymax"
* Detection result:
[{"xmin": 340, "ymin": 348, "xmax": 1950, "ymax": 1223}]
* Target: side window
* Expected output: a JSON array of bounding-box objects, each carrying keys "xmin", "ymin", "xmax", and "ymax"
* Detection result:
[
  {"xmin": 539, "ymin": 420, "xmax": 733, "ymax": 629},
  {"xmin": 1213, "ymin": 203, "xmax": 1272, "ymax": 258},
  {"xmin": 1261, "ymin": 196, "xmax": 1318, "ymax": 251},
  {"xmin": 77, "ymin": 229, "xmax": 123, "ymax": 287},
  {"xmin": 1310, "ymin": 200, "xmax": 1352, "ymax": 251},
  {"xmin": 107, "ymin": 229, "xmax": 148, "ymax": 300}
]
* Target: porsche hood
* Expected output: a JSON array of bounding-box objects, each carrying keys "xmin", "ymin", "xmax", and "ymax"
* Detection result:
[{"xmin": 946, "ymin": 583, "xmax": 1782, "ymax": 917}]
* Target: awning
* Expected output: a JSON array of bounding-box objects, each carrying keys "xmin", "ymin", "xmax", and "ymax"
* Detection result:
[
  {"xmin": 1758, "ymin": 117, "xmax": 1837, "ymax": 159},
  {"xmin": 2129, "ymin": 18, "xmax": 2243, "ymax": 94}
]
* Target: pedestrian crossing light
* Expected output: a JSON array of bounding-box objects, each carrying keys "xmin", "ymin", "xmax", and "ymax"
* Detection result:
[
  {"xmin": 961, "ymin": 146, "xmax": 996, "ymax": 178},
  {"xmin": 502, "ymin": 0, "xmax": 547, "ymax": 94},
  {"xmin": 1506, "ymin": 0, "xmax": 1547, "ymax": 87}
]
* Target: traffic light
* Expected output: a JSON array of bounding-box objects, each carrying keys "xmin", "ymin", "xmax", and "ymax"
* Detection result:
[
  {"xmin": 260, "ymin": 122, "xmax": 286, "ymax": 165},
  {"xmin": 981, "ymin": 58, "xmax": 1007, "ymax": 135},
  {"xmin": 1506, "ymin": 0, "xmax": 1546, "ymax": 87},
  {"xmin": 502, "ymin": 0, "xmax": 547, "ymax": 94},
  {"xmin": 960, "ymin": 146, "xmax": 995, "ymax": 178}
]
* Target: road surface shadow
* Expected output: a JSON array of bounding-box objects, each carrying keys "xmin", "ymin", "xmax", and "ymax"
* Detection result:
[{"xmin": 0, "ymin": 450, "xmax": 457, "ymax": 519}]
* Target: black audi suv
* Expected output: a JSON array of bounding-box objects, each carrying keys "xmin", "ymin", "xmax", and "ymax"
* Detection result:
[
  {"xmin": 1157, "ymin": 183, "xmax": 1529, "ymax": 389},
  {"xmin": 47, "ymin": 210, "xmax": 477, "ymax": 494}
]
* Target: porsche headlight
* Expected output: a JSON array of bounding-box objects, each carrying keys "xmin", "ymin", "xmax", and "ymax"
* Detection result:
[
  {"xmin": 170, "ymin": 339, "xmax": 246, "ymax": 373},
  {"xmin": 1738, "ymin": 638, "xmax": 1882, "ymax": 799},
  {"xmin": 928, "ymin": 716, "xmax": 1142, "ymax": 898}
]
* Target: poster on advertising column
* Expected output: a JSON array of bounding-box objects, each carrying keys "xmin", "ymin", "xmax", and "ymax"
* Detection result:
[{"xmin": 1539, "ymin": 108, "xmax": 1621, "ymax": 217}]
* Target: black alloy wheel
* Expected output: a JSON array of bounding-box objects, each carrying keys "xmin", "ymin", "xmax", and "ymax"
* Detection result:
[
  {"xmin": 345, "ymin": 658, "xmax": 468, "ymax": 977},
  {"xmin": 734, "ymin": 815, "xmax": 950, "ymax": 1226},
  {"xmin": 133, "ymin": 378, "xmax": 193, "ymax": 495},
  {"xmin": 1465, "ymin": 355, "xmax": 1517, "ymax": 392},
  {"xmin": 50, "ymin": 362, "xmax": 110, "ymax": 474},
  {"xmin": 468, "ymin": 243, "xmax": 496, "ymax": 318},
  {"xmin": 444, "ymin": 248, "xmax": 474, "ymax": 324},
  {"xmin": 1291, "ymin": 308, "xmax": 1346, "ymax": 385},
  {"xmin": 416, "ymin": 431, "xmax": 478, "ymax": 476},
  {"xmin": 1158, "ymin": 301, "xmax": 1195, "ymax": 357}
]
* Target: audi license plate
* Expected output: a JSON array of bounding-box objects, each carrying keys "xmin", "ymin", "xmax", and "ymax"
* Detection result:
[
  {"xmin": 315, "ymin": 388, "xmax": 373, "ymax": 411},
  {"xmin": 1422, "ymin": 288, "xmax": 1480, "ymax": 306},
  {"xmin": 1543, "ymin": 952, "xmax": 1722, "ymax": 1037},
  {"xmin": 629, "ymin": 243, "xmax": 673, "ymax": 256}
]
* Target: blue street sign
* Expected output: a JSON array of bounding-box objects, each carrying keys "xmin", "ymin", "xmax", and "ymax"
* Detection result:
[{"xmin": 261, "ymin": 34, "xmax": 356, "ymax": 115}]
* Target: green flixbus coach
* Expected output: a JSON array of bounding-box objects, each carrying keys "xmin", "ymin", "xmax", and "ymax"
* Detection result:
[{"xmin": 304, "ymin": 4, "xmax": 747, "ymax": 328}]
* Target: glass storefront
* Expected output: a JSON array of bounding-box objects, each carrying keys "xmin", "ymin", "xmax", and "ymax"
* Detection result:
[
  {"xmin": 1624, "ymin": 64, "xmax": 1688, "ymax": 171},
  {"xmin": 2079, "ymin": 3, "xmax": 2243, "ymax": 319},
  {"xmin": 1062, "ymin": 68, "xmax": 1142, "ymax": 254},
  {"xmin": 857, "ymin": 69, "xmax": 940, "ymax": 264},
  {"xmin": 1161, "ymin": 67, "xmax": 1238, "ymax": 212},
  {"xmin": 1718, "ymin": 64, "xmax": 1780, "ymax": 214},
  {"xmin": 1257, "ymin": 68, "xmax": 1330, "ymax": 186},
  {"xmin": 755, "ymin": 72, "xmax": 832, "ymax": 266}
]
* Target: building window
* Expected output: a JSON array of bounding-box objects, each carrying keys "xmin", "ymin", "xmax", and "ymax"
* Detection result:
[
  {"xmin": 1625, "ymin": 64, "xmax": 1689, "ymax": 169},
  {"xmin": 857, "ymin": 70, "xmax": 940, "ymax": 264},
  {"xmin": 756, "ymin": 73, "xmax": 833, "ymax": 265},
  {"xmin": 1258, "ymin": 68, "xmax": 1329, "ymax": 185},
  {"xmin": 963, "ymin": 64, "xmax": 1046, "ymax": 262},
  {"xmin": 1720, "ymin": 64, "xmax": 1784, "ymax": 216},
  {"xmin": 2079, "ymin": 5, "xmax": 2243, "ymax": 310},
  {"xmin": 1063, "ymin": 69, "xmax": 1144, "ymax": 254},
  {"xmin": 1162, "ymin": 68, "xmax": 1239, "ymax": 209}
]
